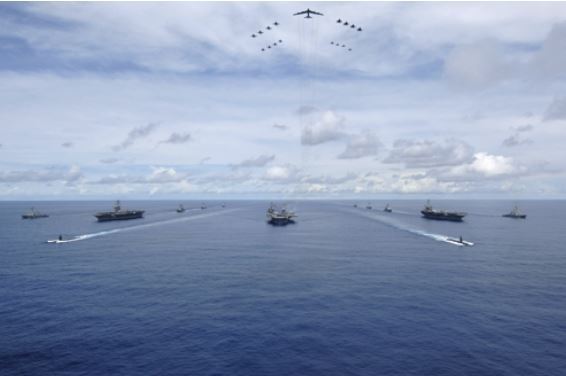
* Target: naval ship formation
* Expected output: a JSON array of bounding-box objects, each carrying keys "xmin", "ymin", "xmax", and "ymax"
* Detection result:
[{"xmin": 94, "ymin": 201, "xmax": 145, "ymax": 222}]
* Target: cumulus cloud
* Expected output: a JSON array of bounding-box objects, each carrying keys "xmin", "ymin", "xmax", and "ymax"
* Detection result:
[
  {"xmin": 384, "ymin": 139, "xmax": 475, "ymax": 168},
  {"xmin": 112, "ymin": 123, "xmax": 158, "ymax": 151},
  {"xmin": 0, "ymin": 165, "xmax": 82, "ymax": 183},
  {"xmin": 61, "ymin": 141, "xmax": 73, "ymax": 148},
  {"xmin": 232, "ymin": 154, "xmax": 275, "ymax": 169},
  {"xmin": 430, "ymin": 152, "xmax": 527, "ymax": 182},
  {"xmin": 338, "ymin": 131, "xmax": 381, "ymax": 159},
  {"xmin": 301, "ymin": 111, "xmax": 347, "ymax": 146},
  {"xmin": 263, "ymin": 164, "xmax": 300, "ymax": 182},
  {"xmin": 160, "ymin": 132, "xmax": 191, "ymax": 144},
  {"xmin": 543, "ymin": 97, "xmax": 566, "ymax": 121}
]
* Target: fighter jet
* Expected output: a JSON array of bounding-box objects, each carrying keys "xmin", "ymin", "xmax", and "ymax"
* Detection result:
[
  {"xmin": 330, "ymin": 41, "xmax": 334, "ymax": 45},
  {"xmin": 278, "ymin": 39, "xmax": 283, "ymax": 43},
  {"xmin": 342, "ymin": 44, "xmax": 346, "ymax": 47},
  {"xmin": 348, "ymin": 48, "xmax": 352, "ymax": 51},
  {"xmin": 266, "ymin": 26, "xmax": 271, "ymax": 30},
  {"xmin": 258, "ymin": 30, "xmax": 263, "ymax": 34},
  {"xmin": 351, "ymin": 24, "xmax": 356, "ymax": 29},
  {"xmin": 274, "ymin": 22, "xmax": 279, "ymax": 26},
  {"xmin": 293, "ymin": 8, "xmax": 323, "ymax": 18},
  {"xmin": 251, "ymin": 34, "xmax": 256, "ymax": 38},
  {"xmin": 344, "ymin": 21, "xmax": 349, "ymax": 26},
  {"xmin": 273, "ymin": 43, "xmax": 277, "ymax": 46},
  {"xmin": 268, "ymin": 45, "xmax": 271, "ymax": 49},
  {"xmin": 261, "ymin": 48, "xmax": 265, "ymax": 52},
  {"xmin": 337, "ymin": 19, "xmax": 342, "ymax": 23},
  {"xmin": 357, "ymin": 27, "xmax": 362, "ymax": 31}
]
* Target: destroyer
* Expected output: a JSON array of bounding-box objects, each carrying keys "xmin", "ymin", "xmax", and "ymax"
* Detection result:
[
  {"xmin": 502, "ymin": 205, "xmax": 526, "ymax": 219},
  {"xmin": 22, "ymin": 207, "xmax": 49, "ymax": 219},
  {"xmin": 266, "ymin": 203, "xmax": 296, "ymax": 225},
  {"xmin": 94, "ymin": 201, "xmax": 144, "ymax": 222},
  {"xmin": 421, "ymin": 201, "xmax": 466, "ymax": 222},
  {"xmin": 383, "ymin": 203, "xmax": 392, "ymax": 213}
]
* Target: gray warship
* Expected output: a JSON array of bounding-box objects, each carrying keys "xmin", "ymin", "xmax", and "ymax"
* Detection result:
[
  {"xmin": 421, "ymin": 200, "xmax": 466, "ymax": 222},
  {"xmin": 95, "ymin": 201, "xmax": 144, "ymax": 222},
  {"xmin": 22, "ymin": 207, "xmax": 49, "ymax": 219},
  {"xmin": 266, "ymin": 203, "xmax": 296, "ymax": 225},
  {"xmin": 502, "ymin": 205, "xmax": 526, "ymax": 219}
]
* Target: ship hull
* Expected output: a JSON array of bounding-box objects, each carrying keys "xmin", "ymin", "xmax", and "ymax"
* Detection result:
[
  {"xmin": 268, "ymin": 217, "xmax": 295, "ymax": 226},
  {"xmin": 95, "ymin": 211, "xmax": 144, "ymax": 222},
  {"xmin": 421, "ymin": 211, "xmax": 465, "ymax": 222}
]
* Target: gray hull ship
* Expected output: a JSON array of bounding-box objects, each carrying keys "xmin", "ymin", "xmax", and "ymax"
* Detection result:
[
  {"xmin": 421, "ymin": 201, "xmax": 466, "ymax": 222},
  {"xmin": 502, "ymin": 205, "xmax": 526, "ymax": 219},
  {"xmin": 267, "ymin": 203, "xmax": 296, "ymax": 225},
  {"xmin": 22, "ymin": 207, "xmax": 49, "ymax": 219},
  {"xmin": 95, "ymin": 201, "xmax": 144, "ymax": 222}
]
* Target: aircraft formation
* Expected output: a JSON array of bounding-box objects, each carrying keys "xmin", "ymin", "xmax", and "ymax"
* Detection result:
[{"xmin": 250, "ymin": 8, "xmax": 363, "ymax": 53}]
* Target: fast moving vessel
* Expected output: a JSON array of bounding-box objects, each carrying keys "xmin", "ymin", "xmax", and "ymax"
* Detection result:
[
  {"xmin": 201, "ymin": 203, "xmax": 207, "ymax": 210},
  {"xmin": 22, "ymin": 207, "xmax": 49, "ymax": 219},
  {"xmin": 366, "ymin": 203, "xmax": 372, "ymax": 210},
  {"xmin": 502, "ymin": 205, "xmax": 526, "ymax": 219},
  {"xmin": 383, "ymin": 204, "xmax": 392, "ymax": 213},
  {"xmin": 94, "ymin": 201, "xmax": 144, "ymax": 222},
  {"xmin": 266, "ymin": 203, "xmax": 296, "ymax": 225},
  {"xmin": 421, "ymin": 201, "xmax": 466, "ymax": 222},
  {"xmin": 176, "ymin": 204, "xmax": 186, "ymax": 213},
  {"xmin": 446, "ymin": 236, "xmax": 474, "ymax": 246}
]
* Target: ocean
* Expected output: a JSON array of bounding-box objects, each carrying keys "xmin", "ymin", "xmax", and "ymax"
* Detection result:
[{"xmin": 1, "ymin": 200, "xmax": 565, "ymax": 375}]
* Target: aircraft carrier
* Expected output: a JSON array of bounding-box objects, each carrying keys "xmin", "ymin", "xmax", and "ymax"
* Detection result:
[
  {"xmin": 421, "ymin": 201, "xmax": 466, "ymax": 222},
  {"xmin": 266, "ymin": 203, "xmax": 296, "ymax": 225},
  {"xmin": 94, "ymin": 201, "xmax": 144, "ymax": 222}
]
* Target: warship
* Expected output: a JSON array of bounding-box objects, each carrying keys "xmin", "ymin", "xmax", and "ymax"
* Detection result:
[
  {"xmin": 176, "ymin": 204, "xmax": 186, "ymax": 213},
  {"xmin": 94, "ymin": 201, "xmax": 144, "ymax": 222},
  {"xmin": 502, "ymin": 205, "xmax": 526, "ymax": 219},
  {"xmin": 421, "ymin": 201, "xmax": 466, "ymax": 222},
  {"xmin": 266, "ymin": 203, "xmax": 296, "ymax": 225},
  {"xmin": 383, "ymin": 203, "xmax": 392, "ymax": 213},
  {"xmin": 22, "ymin": 207, "xmax": 49, "ymax": 219}
]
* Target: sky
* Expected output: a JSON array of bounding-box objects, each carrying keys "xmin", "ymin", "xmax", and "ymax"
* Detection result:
[{"xmin": 1, "ymin": 1, "xmax": 566, "ymax": 200}]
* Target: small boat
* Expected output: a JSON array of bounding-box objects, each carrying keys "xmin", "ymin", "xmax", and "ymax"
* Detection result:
[
  {"xmin": 221, "ymin": 203, "xmax": 226, "ymax": 208},
  {"xmin": 502, "ymin": 205, "xmax": 526, "ymax": 219},
  {"xmin": 22, "ymin": 207, "xmax": 49, "ymax": 219},
  {"xmin": 201, "ymin": 203, "xmax": 207, "ymax": 210},
  {"xmin": 353, "ymin": 204, "xmax": 358, "ymax": 208},
  {"xmin": 176, "ymin": 204, "xmax": 186, "ymax": 213},
  {"xmin": 383, "ymin": 203, "xmax": 392, "ymax": 213},
  {"xmin": 366, "ymin": 203, "xmax": 372, "ymax": 210}
]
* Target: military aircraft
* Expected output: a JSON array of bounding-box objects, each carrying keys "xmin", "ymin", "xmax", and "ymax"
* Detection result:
[
  {"xmin": 251, "ymin": 34, "xmax": 256, "ymax": 38},
  {"xmin": 337, "ymin": 19, "xmax": 342, "ymax": 23},
  {"xmin": 293, "ymin": 8, "xmax": 323, "ymax": 18},
  {"xmin": 274, "ymin": 22, "xmax": 279, "ymax": 26},
  {"xmin": 268, "ymin": 45, "xmax": 271, "ymax": 49},
  {"xmin": 357, "ymin": 27, "xmax": 362, "ymax": 31},
  {"xmin": 266, "ymin": 26, "xmax": 271, "ymax": 30},
  {"xmin": 344, "ymin": 21, "xmax": 349, "ymax": 26},
  {"xmin": 258, "ymin": 30, "xmax": 263, "ymax": 34},
  {"xmin": 351, "ymin": 24, "xmax": 356, "ymax": 28},
  {"xmin": 348, "ymin": 48, "xmax": 352, "ymax": 51},
  {"xmin": 278, "ymin": 39, "xmax": 283, "ymax": 43},
  {"xmin": 330, "ymin": 41, "xmax": 334, "ymax": 45}
]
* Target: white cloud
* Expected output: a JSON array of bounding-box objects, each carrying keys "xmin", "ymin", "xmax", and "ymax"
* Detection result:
[
  {"xmin": 112, "ymin": 123, "xmax": 158, "ymax": 151},
  {"xmin": 301, "ymin": 111, "xmax": 346, "ymax": 146},
  {"xmin": 543, "ymin": 97, "xmax": 566, "ymax": 121},
  {"xmin": 232, "ymin": 154, "xmax": 275, "ymax": 168},
  {"xmin": 161, "ymin": 132, "xmax": 191, "ymax": 144},
  {"xmin": 338, "ymin": 131, "xmax": 381, "ymax": 159},
  {"xmin": 384, "ymin": 139, "xmax": 474, "ymax": 168}
]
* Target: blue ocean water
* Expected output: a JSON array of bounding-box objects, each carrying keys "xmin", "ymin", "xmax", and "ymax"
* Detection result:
[{"xmin": 1, "ymin": 200, "xmax": 565, "ymax": 375}]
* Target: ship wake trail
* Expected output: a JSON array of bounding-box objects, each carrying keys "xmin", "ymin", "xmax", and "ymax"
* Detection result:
[
  {"xmin": 348, "ymin": 209, "xmax": 469, "ymax": 247},
  {"xmin": 49, "ymin": 209, "xmax": 240, "ymax": 243}
]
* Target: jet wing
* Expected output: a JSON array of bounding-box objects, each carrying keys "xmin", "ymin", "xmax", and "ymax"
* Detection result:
[
  {"xmin": 293, "ymin": 10, "xmax": 308, "ymax": 16},
  {"xmin": 310, "ymin": 10, "xmax": 324, "ymax": 16}
]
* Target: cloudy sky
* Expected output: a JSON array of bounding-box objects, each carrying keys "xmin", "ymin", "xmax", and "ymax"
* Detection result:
[{"xmin": 1, "ymin": 2, "xmax": 566, "ymax": 199}]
